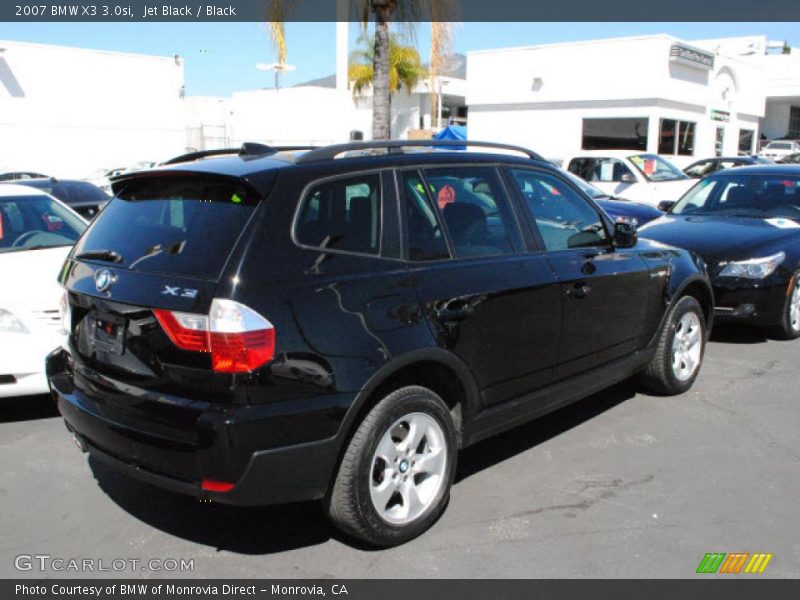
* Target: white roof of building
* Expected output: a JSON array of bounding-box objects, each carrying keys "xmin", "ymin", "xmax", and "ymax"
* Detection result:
[{"xmin": 467, "ymin": 34, "xmax": 681, "ymax": 56}]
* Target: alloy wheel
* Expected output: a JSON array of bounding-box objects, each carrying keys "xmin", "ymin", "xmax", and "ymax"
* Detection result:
[
  {"xmin": 790, "ymin": 280, "xmax": 800, "ymax": 332},
  {"xmin": 671, "ymin": 312, "xmax": 702, "ymax": 381},
  {"xmin": 369, "ymin": 412, "xmax": 448, "ymax": 525}
]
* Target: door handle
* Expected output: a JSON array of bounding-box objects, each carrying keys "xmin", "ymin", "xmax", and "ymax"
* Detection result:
[{"xmin": 567, "ymin": 283, "xmax": 592, "ymax": 299}]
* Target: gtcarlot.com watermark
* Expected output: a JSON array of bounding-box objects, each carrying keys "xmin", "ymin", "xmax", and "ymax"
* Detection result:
[{"xmin": 14, "ymin": 554, "xmax": 194, "ymax": 573}]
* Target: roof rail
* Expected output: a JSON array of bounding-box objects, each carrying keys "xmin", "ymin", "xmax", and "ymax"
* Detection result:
[
  {"xmin": 294, "ymin": 140, "xmax": 544, "ymax": 164},
  {"xmin": 162, "ymin": 143, "xmax": 318, "ymax": 166}
]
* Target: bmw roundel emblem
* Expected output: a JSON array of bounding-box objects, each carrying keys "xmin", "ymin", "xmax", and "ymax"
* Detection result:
[{"xmin": 94, "ymin": 269, "xmax": 116, "ymax": 292}]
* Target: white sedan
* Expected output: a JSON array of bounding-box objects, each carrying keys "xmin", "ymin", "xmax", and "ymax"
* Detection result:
[
  {"xmin": 0, "ymin": 184, "xmax": 87, "ymax": 398},
  {"xmin": 759, "ymin": 140, "xmax": 800, "ymax": 161},
  {"xmin": 563, "ymin": 150, "xmax": 697, "ymax": 207}
]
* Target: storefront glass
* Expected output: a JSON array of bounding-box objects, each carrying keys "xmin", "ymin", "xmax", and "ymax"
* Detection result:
[{"xmin": 582, "ymin": 118, "xmax": 648, "ymax": 151}]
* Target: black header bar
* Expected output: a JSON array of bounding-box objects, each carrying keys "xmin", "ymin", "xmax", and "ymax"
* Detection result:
[{"xmin": 2, "ymin": 0, "xmax": 799, "ymax": 22}]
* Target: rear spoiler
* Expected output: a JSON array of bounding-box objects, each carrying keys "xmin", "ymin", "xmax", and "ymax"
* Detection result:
[{"xmin": 109, "ymin": 168, "xmax": 277, "ymax": 198}]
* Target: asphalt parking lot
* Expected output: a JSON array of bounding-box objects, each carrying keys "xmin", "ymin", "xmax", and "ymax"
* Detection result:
[{"xmin": 1, "ymin": 324, "xmax": 799, "ymax": 579}]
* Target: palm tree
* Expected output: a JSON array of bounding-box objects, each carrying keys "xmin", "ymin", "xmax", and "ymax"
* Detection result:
[
  {"xmin": 349, "ymin": 34, "xmax": 427, "ymax": 100},
  {"xmin": 429, "ymin": 21, "xmax": 453, "ymax": 128},
  {"xmin": 268, "ymin": 0, "xmax": 457, "ymax": 140},
  {"xmin": 267, "ymin": 0, "xmax": 293, "ymax": 66},
  {"xmin": 365, "ymin": 1, "xmax": 457, "ymax": 139}
]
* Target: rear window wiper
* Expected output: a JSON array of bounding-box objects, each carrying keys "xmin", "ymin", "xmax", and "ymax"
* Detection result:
[{"xmin": 74, "ymin": 249, "xmax": 123, "ymax": 263}]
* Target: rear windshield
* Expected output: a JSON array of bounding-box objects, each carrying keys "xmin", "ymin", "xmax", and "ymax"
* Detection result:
[{"xmin": 72, "ymin": 176, "xmax": 260, "ymax": 280}]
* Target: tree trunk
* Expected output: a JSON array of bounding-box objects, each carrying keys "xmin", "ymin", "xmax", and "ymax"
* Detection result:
[{"xmin": 371, "ymin": 10, "xmax": 392, "ymax": 140}]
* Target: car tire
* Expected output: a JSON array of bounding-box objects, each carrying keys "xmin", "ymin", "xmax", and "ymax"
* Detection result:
[
  {"xmin": 771, "ymin": 273, "xmax": 800, "ymax": 340},
  {"xmin": 640, "ymin": 295, "xmax": 706, "ymax": 395},
  {"xmin": 325, "ymin": 385, "xmax": 457, "ymax": 547}
]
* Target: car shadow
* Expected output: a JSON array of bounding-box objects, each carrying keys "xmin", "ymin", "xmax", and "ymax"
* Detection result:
[
  {"xmin": 455, "ymin": 379, "xmax": 637, "ymax": 483},
  {"xmin": 0, "ymin": 394, "xmax": 58, "ymax": 423},
  {"xmin": 89, "ymin": 457, "xmax": 340, "ymax": 553},
  {"xmin": 709, "ymin": 323, "xmax": 771, "ymax": 345},
  {"xmin": 89, "ymin": 379, "xmax": 638, "ymax": 555}
]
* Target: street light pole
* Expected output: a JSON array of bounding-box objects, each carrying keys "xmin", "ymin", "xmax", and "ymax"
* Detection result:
[{"xmin": 256, "ymin": 62, "xmax": 297, "ymax": 91}]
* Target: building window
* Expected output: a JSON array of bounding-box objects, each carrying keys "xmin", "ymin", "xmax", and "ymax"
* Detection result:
[
  {"xmin": 582, "ymin": 118, "xmax": 648, "ymax": 151},
  {"xmin": 658, "ymin": 119, "xmax": 677, "ymax": 154},
  {"xmin": 789, "ymin": 106, "xmax": 800, "ymax": 139},
  {"xmin": 678, "ymin": 121, "xmax": 696, "ymax": 155},
  {"xmin": 738, "ymin": 129, "xmax": 755, "ymax": 155},
  {"xmin": 658, "ymin": 118, "xmax": 696, "ymax": 156},
  {"xmin": 715, "ymin": 127, "xmax": 725, "ymax": 157}
]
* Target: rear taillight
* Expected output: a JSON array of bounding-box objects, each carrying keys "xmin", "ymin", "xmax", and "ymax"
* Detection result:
[{"xmin": 153, "ymin": 298, "xmax": 275, "ymax": 373}]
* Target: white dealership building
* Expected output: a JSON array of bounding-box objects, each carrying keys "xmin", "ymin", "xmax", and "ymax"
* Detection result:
[
  {"xmin": 467, "ymin": 35, "xmax": 800, "ymax": 165},
  {"xmin": 2, "ymin": 33, "xmax": 799, "ymax": 178},
  {"xmin": 0, "ymin": 40, "xmax": 186, "ymax": 177}
]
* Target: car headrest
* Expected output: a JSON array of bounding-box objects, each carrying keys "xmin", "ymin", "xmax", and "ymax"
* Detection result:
[
  {"xmin": 443, "ymin": 202, "xmax": 487, "ymax": 241},
  {"xmin": 348, "ymin": 196, "xmax": 372, "ymax": 223},
  {"xmin": 763, "ymin": 183, "xmax": 787, "ymax": 203},
  {"xmin": 725, "ymin": 186, "xmax": 751, "ymax": 208}
]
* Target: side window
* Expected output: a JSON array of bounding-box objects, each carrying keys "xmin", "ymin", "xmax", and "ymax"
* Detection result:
[
  {"xmin": 296, "ymin": 173, "xmax": 382, "ymax": 255},
  {"xmin": 422, "ymin": 166, "xmax": 521, "ymax": 258},
  {"xmin": 399, "ymin": 170, "xmax": 449, "ymax": 261},
  {"xmin": 510, "ymin": 169, "xmax": 609, "ymax": 252},
  {"xmin": 568, "ymin": 157, "xmax": 634, "ymax": 183}
]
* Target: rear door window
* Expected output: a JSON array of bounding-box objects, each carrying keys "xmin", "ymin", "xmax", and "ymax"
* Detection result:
[
  {"xmin": 295, "ymin": 173, "xmax": 382, "ymax": 255},
  {"xmin": 398, "ymin": 170, "xmax": 450, "ymax": 261},
  {"xmin": 72, "ymin": 176, "xmax": 262, "ymax": 280},
  {"xmin": 421, "ymin": 166, "xmax": 522, "ymax": 258}
]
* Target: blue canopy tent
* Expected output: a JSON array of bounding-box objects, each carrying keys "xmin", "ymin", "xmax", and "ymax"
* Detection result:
[{"xmin": 433, "ymin": 125, "xmax": 467, "ymax": 149}]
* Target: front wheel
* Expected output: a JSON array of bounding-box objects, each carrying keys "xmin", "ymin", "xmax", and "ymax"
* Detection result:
[
  {"xmin": 640, "ymin": 295, "xmax": 706, "ymax": 395},
  {"xmin": 325, "ymin": 386, "xmax": 457, "ymax": 547},
  {"xmin": 771, "ymin": 273, "xmax": 800, "ymax": 340}
]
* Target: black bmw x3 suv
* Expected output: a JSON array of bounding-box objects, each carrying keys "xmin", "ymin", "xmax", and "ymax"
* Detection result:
[{"xmin": 47, "ymin": 140, "xmax": 713, "ymax": 546}]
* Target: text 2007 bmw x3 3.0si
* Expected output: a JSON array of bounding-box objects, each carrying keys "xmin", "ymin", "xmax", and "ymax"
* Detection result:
[{"xmin": 46, "ymin": 141, "xmax": 713, "ymax": 547}]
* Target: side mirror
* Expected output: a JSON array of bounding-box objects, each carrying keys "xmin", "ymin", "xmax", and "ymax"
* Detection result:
[
  {"xmin": 613, "ymin": 221, "xmax": 638, "ymax": 248},
  {"xmin": 657, "ymin": 200, "xmax": 676, "ymax": 212},
  {"xmin": 620, "ymin": 173, "xmax": 637, "ymax": 184}
]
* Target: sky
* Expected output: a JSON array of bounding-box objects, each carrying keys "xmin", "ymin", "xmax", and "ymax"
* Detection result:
[{"xmin": 0, "ymin": 21, "xmax": 798, "ymax": 96}]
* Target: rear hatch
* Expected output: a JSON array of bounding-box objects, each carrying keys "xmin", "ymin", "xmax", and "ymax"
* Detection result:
[
  {"xmin": 56, "ymin": 173, "xmax": 270, "ymax": 477},
  {"xmin": 64, "ymin": 171, "xmax": 271, "ymax": 387}
]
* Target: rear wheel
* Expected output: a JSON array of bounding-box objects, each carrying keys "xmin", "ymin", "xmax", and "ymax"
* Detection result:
[
  {"xmin": 640, "ymin": 295, "xmax": 705, "ymax": 395},
  {"xmin": 772, "ymin": 273, "xmax": 800, "ymax": 340},
  {"xmin": 325, "ymin": 386, "xmax": 457, "ymax": 547}
]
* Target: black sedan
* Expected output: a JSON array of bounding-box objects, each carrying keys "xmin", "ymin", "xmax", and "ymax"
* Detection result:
[
  {"xmin": 7, "ymin": 177, "xmax": 110, "ymax": 219},
  {"xmin": 640, "ymin": 165, "xmax": 800, "ymax": 339},
  {"xmin": 683, "ymin": 156, "xmax": 772, "ymax": 179}
]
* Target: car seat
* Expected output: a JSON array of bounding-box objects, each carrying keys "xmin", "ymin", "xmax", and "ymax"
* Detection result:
[
  {"xmin": 724, "ymin": 186, "xmax": 752, "ymax": 209},
  {"xmin": 346, "ymin": 196, "xmax": 374, "ymax": 253}
]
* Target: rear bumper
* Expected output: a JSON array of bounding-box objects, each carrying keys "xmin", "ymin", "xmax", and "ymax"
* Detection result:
[{"xmin": 47, "ymin": 348, "xmax": 350, "ymax": 506}]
